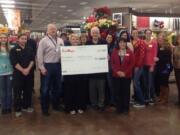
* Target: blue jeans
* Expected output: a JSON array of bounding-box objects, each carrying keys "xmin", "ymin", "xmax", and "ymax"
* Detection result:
[
  {"xmin": 133, "ymin": 68, "xmax": 145, "ymax": 104},
  {"xmin": 143, "ymin": 66, "xmax": 155, "ymax": 102},
  {"xmin": 0, "ymin": 75, "xmax": 12, "ymax": 110},
  {"xmin": 40, "ymin": 63, "xmax": 62, "ymax": 112}
]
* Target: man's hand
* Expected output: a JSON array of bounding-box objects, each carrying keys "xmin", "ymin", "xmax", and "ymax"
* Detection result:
[{"xmin": 40, "ymin": 68, "xmax": 47, "ymax": 75}]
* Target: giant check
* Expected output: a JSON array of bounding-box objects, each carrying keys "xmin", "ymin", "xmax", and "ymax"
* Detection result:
[{"xmin": 61, "ymin": 45, "xmax": 109, "ymax": 75}]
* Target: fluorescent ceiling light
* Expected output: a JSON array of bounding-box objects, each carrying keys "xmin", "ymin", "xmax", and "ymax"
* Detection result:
[
  {"xmin": 0, "ymin": 0, "xmax": 15, "ymax": 4},
  {"xmin": 67, "ymin": 9, "xmax": 73, "ymax": 12},
  {"xmin": 1, "ymin": 4, "xmax": 15, "ymax": 8},
  {"xmin": 80, "ymin": 2, "xmax": 88, "ymax": 5},
  {"xmin": 60, "ymin": 5, "xmax": 67, "ymax": 8}
]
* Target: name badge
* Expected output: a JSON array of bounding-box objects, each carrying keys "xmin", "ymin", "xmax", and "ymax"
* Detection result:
[
  {"xmin": 125, "ymin": 53, "xmax": 129, "ymax": 56},
  {"xmin": 55, "ymin": 48, "xmax": 59, "ymax": 52},
  {"xmin": 16, "ymin": 49, "xmax": 21, "ymax": 51},
  {"xmin": 149, "ymin": 45, "xmax": 153, "ymax": 48},
  {"xmin": 160, "ymin": 47, "xmax": 164, "ymax": 50}
]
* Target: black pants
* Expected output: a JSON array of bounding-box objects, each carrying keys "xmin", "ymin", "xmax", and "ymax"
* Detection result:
[
  {"xmin": 175, "ymin": 68, "xmax": 180, "ymax": 104},
  {"xmin": 113, "ymin": 77, "xmax": 131, "ymax": 113},
  {"xmin": 13, "ymin": 72, "xmax": 33, "ymax": 112},
  {"xmin": 64, "ymin": 76, "xmax": 87, "ymax": 112}
]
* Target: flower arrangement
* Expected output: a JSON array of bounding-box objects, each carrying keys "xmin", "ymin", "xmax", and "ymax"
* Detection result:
[
  {"xmin": 83, "ymin": 6, "xmax": 118, "ymax": 31},
  {"xmin": 0, "ymin": 26, "xmax": 8, "ymax": 34},
  {"xmin": 82, "ymin": 6, "xmax": 118, "ymax": 39},
  {"xmin": 84, "ymin": 18, "xmax": 117, "ymax": 30}
]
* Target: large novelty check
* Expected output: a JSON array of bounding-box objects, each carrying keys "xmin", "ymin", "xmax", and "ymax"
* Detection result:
[{"xmin": 60, "ymin": 45, "xmax": 109, "ymax": 75}]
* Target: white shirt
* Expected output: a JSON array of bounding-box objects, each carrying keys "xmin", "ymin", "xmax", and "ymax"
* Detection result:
[{"xmin": 37, "ymin": 35, "xmax": 64, "ymax": 71}]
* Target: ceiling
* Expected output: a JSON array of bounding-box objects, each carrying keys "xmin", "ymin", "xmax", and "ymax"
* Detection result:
[{"xmin": 0, "ymin": 0, "xmax": 180, "ymax": 31}]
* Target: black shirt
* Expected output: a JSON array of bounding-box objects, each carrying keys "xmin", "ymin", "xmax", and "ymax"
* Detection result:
[
  {"xmin": 27, "ymin": 38, "xmax": 37, "ymax": 58},
  {"xmin": 156, "ymin": 46, "xmax": 173, "ymax": 74},
  {"xmin": 27, "ymin": 38, "xmax": 37, "ymax": 70},
  {"xmin": 86, "ymin": 39, "xmax": 107, "ymax": 45},
  {"xmin": 10, "ymin": 44, "xmax": 34, "ymax": 72}
]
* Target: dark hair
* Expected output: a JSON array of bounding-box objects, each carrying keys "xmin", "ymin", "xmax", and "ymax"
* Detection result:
[
  {"xmin": 60, "ymin": 33, "xmax": 67, "ymax": 37},
  {"xmin": 131, "ymin": 28, "xmax": 139, "ymax": 41},
  {"xmin": 116, "ymin": 37, "xmax": 127, "ymax": 49},
  {"xmin": 132, "ymin": 28, "xmax": 138, "ymax": 32},
  {"xmin": 18, "ymin": 33, "xmax": 27, "ymax": 39},
  {"xmin": 106, "ymin": 33, "xmax": 115, "ymax": 44},
  {"xmin": 144, "ymin": 29, "xmax": 152, "ymax": 34},
  {"xmin": 119, "ymin": 31, "xmax": 130, "ymax": 42}
]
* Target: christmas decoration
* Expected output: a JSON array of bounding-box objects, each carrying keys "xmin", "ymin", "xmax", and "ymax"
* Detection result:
[
  {"xmin": 83, "ymin": 6, "xmax": 118, "ymax": 39},
  {"xmin": 153, "ymin": 19, "xmax": 164, "ymax": 29}
]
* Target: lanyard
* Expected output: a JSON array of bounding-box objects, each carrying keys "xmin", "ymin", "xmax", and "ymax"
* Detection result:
[{"xmin": 47, "ymin": 35, "xmax": 57, "ymax": 47}]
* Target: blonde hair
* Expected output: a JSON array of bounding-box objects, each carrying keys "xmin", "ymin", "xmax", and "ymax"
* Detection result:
[
  {"xmin": 0, "ymin": 34, "xmax": 10, "ymax": 52},
  {"xmin": 69, "ymin": 33, "xmax": 79, "ymax": 41}
]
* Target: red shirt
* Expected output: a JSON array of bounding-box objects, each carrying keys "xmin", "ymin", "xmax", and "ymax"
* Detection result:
[
  {"xmin": 111, "ymin": 49, "xmax": 135, "ymax": 78},
  {"xmin": 144, "ymin": 39, "xmax": 158, "ymax": 67},
  {"xmin": 132, "ymin": 39, "xmax": 146, "ymax": 68}
]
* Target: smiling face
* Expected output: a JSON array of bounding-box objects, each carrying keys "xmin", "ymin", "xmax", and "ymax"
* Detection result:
[
  {"xmin": 18, "ymin": 35, "xmax": 27, "ymax": 46},
  {"xmin": 91, "ymin": 27, "xmax": 100, "ymax": 40},
  {"xmin": 91, "ymin": 30, "xmax": 100, "ymax": 40},
  {"xmin": 0, "ymin": 34, "xmax": 8, "ymax": 44},
  {"xmin": 106, "ymin": 34, "xmax": 113, "ymax": 44},
  {"xmin": 132, "ymin": 30, "xmax": 138, "ymax": 40},
  {"xmin": 80, "ymin": 34, "xmax": 87, "ymax": 44},
  {"xmin": 47, "ymin": 24, "xmax": 57, "ymax": 37},
  {"xmin": 121, "ymin": 32, "xmax": 128, "ymax": 40},
  {"xmin": 118, "ymin": 40, "xmax": 126, "ymax": 50},
  {"xmin": 69, "ymin": 34, "xmax": 80, "ymax": 46},
  {"xmin": 145, "ymin": 29, "xmax": 152, "ymax": 40},
  {"xmin": 157, "ymin": 33, "xmax": 165, "ymax": 45}
]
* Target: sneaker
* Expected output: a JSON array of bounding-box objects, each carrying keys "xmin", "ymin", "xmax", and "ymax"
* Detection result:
[
  {"xmin": 133, "ymin": 103, "xmax": 145, "ymax": 108},
  {"xmin": 130, "ymin": 99, "xmax": 135, "ymax": 105},
  {"xmin": 70, "ymin": 110, "xmax": 76, "ymax": 115},
  {"xmin": 15, "ymin": 112, "xmax": 22, "ymax": 117},
  {"xmin": 149, "ymin": 99, "xmax": 155, "ymax": 106},
  {"xmin": 22, "ymin": 108, "xmax": 34, "ymax": 113},
  {"xmin": 78, "ymin": 109, "xmax": 84, "ymax": 114}
]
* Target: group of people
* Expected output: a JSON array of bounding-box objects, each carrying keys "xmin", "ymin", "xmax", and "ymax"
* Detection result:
[{"xmin": 0, "ymin": 23, "xmax": 180, "ymax": 117}]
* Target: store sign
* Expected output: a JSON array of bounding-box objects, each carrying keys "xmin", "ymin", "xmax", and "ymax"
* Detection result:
[{"xmin": 60, "ymin": 45, "xmax": 109, "ymax": 75}]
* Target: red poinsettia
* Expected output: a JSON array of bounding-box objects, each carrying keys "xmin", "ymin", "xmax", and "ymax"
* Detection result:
[
  {"xmin": 94, "ymin": 6, "xmax": 111, "ymax": 19},
  {"xmin": 86, "ymin": 16, "xmax": 96, "ymax": 23}
]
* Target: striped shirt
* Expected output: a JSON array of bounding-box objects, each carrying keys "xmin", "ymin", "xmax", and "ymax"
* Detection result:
[{"xmin": 37, "ymin": 35, "xmax": 64, "ymax": 71}]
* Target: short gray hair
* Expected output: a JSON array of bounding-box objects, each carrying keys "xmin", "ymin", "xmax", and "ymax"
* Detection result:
[
  {"xmin": 47, "ymin": 23, "xmax": 57, "ymax": 31},
  {"xmin": 90, "ymin": 27, "xmax": 100, "ymax": 35}
]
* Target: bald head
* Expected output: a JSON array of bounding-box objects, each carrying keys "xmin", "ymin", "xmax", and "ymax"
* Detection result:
[{"xmin": 47, "ymin": 23, "xmax": 57, "ymax": 37}]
